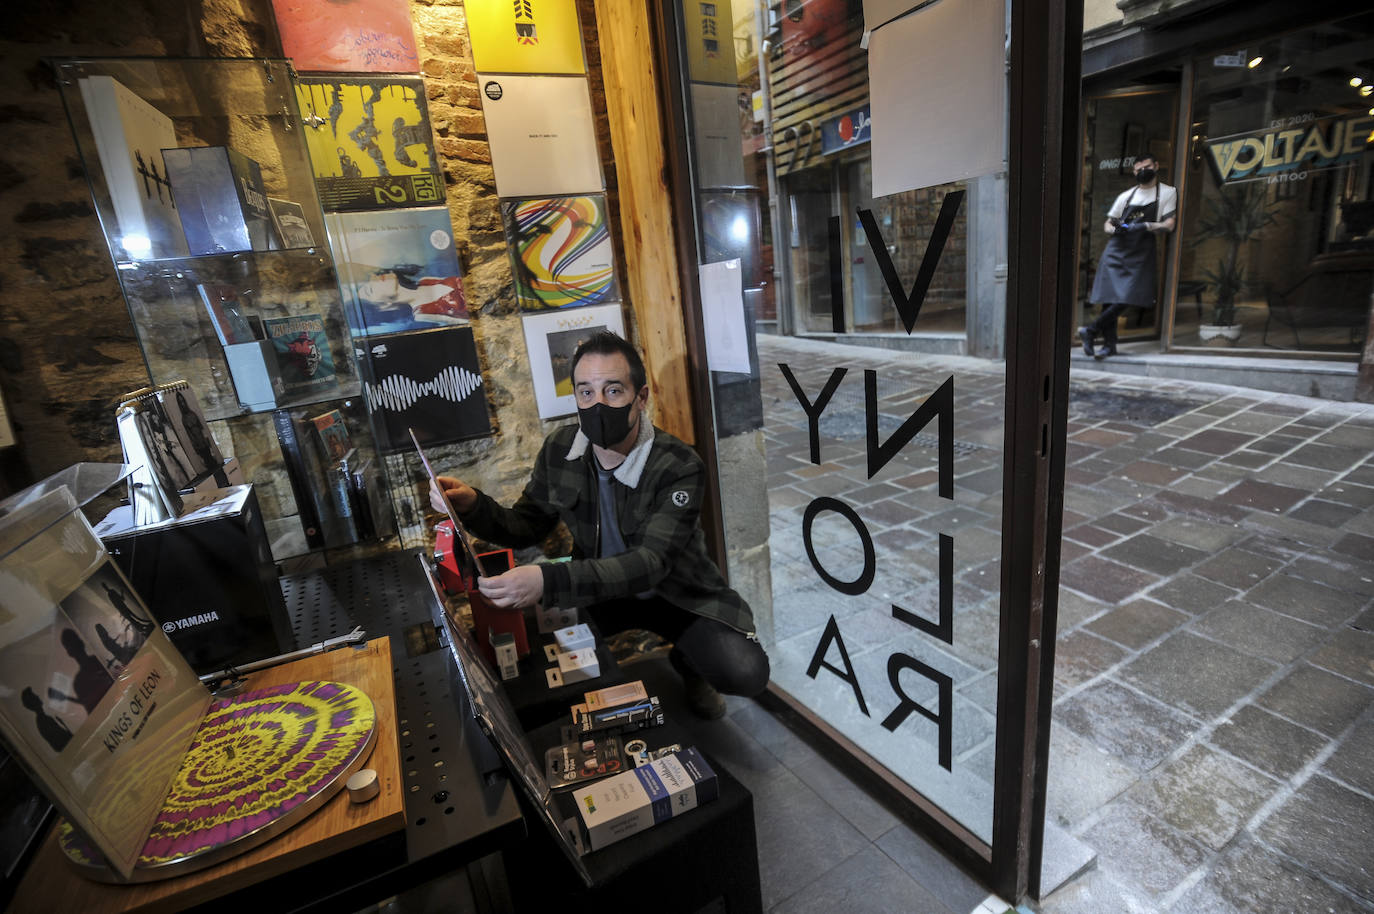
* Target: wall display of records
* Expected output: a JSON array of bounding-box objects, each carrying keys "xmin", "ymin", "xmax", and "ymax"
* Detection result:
[{"xmin": 504, "ymin": 195, "xmax": 618, "ymax": 311}]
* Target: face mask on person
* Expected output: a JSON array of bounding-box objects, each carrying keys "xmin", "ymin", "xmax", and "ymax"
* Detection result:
[
  {"xmin": 578, "ymin": 400, "xmax": 637, "ymax": 448},
  {"xmin": 1136, "ymin": 167, "xmax": 1156, "ymax": 184}
]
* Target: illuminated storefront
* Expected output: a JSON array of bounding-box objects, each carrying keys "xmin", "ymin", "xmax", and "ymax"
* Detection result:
[{"xmin": 1082, "ymin": 7, "xmax": 1373, "ymax": 367}]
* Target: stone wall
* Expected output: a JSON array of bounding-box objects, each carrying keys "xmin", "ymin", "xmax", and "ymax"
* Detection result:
[{"xmin": 0, "ymin": 0, "xmax": 279, "ymax": 496}]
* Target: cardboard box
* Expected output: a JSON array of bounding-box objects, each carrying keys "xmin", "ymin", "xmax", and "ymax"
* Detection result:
[
  {"xmin": 572, "ymin": 748, "xmax": 718, "ymax": 851},
  {"xmin": 545, "ymin": 649, "xmax": 599, "ymax": 688},
  {"xmin": 553, "ymin": 623, "xmax": 594, "ymax": 653}
]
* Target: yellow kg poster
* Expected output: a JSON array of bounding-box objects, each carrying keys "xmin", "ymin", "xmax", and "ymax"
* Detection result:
[
  {"xmin": 295, "ymin": 76, "xmax": 444, "ymax": 211},
  {"xmin": 465, "ymin": 0, "xmax": 585, "ymax": 75}
]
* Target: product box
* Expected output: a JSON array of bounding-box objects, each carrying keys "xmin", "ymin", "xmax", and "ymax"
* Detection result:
[
  {"xmin": 545, "ymin": 648, "xmax": 599, "ymax": 688},
  {"xmin": 162, "ymin": 145, "xmax": 273, "ymax": 254},
  {"xmin": 553, "ymin": 623, "xmax": 594, "ymax": 653},
  {"xmin": 571, "ymin": 748, "xmax": 718, "ymax": 851}
]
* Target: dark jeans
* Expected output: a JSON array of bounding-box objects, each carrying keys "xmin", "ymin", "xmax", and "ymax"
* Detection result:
[
  {"xmin": 585, "ymin": 597, "xmax": 770, "ymax": 697},
  {"xmin": 1087, "ymin": 302, "xmax": 1145, "ymax": 345}
]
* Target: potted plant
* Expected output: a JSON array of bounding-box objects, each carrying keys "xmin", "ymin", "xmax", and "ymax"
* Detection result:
[{"xmin": 1193, "ymin": 182, "xmax": 1278, "ymax": 342}]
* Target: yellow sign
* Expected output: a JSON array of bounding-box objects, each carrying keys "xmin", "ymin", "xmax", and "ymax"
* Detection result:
[
  {"xmin": 465, "ymin": 0, "xmax": 585, "ymax": 75},
  {"xmin": 683, "ymin": 0, "xmax": 738, "ymax": 86}
]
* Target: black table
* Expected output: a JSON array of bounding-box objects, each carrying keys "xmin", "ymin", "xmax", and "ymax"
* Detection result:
[{"xmin": 249, "ymin": 551, "xmax": 528, "ymax": 913}]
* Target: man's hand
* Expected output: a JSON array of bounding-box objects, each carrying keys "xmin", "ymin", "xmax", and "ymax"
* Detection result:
[
  {"xmin": 430, "ymin": 475, "xmax": 476, "ymax": 514},
  {"xmin": 477, "ymin": 565, "xmax": 544, "ymax": 609}
]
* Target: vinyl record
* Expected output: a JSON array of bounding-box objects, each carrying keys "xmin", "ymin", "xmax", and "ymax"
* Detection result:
[{"xmin": 58, "ymin": 680, "xmax": 376, "ymax": 882}]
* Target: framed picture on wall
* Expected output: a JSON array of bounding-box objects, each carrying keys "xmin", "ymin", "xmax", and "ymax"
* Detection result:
[
  {"xmin": 520, "ymin": 304, "xmax": 625, "ymax": 419},
  {"xmin": 503, "ymin": 195, "xmax": 618, "ymax": 311}
]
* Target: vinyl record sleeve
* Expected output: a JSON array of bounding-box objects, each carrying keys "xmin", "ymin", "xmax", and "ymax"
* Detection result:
[
  {"xmin": 262, "ymin": 313, "xmax": 340, "ymax": 399},
  {"xmin": 76, "ymin": 76, "xmax": 188, "ymax": 260},
  {"xmin": 477, "ymin": 74, "xmax": 603, "ymax": 198},
  {"xmin": 358, "ymin": 326, "xmax": 491, "ymax": 452},
  {"xmin": 503, "ymin": 195, "xmax": 617, "ymax": 311},
  {"xmin": 271, "ymin": 0, "xmax": 419, "ymax": 72},
  {"xmin": 520, "ymin": 303, "xmax": 625, "ymax": 419},
  {"xmin": 296, "ymin": 77, "xmax": 443, "ymax": 211},
  {"xmin": 327, "ymin": 206, "xmax": 468, "ymax": 335},
  {"xmin": 0, "ymin": 493, "xmax": 210, "ymax": 880},
  {"xmin": 465, "ymin": 0, "xmax": 585, "ymax": 74}
]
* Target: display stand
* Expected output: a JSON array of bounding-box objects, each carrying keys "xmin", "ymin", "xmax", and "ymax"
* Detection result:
[{"xmin": 10, "ymin": 637, "xmax": 405, "ymax": 911}]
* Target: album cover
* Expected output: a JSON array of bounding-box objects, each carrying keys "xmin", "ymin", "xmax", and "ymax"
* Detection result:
[
  {"xmin": 271, "ymin": 0, "xmax": 419, "ymax": 72},
  {"xmin": 76, "ymin": 75, "xmax": 188, "ymax": 260},
  {"xmin": 503, "ymin": 195, "xmax": 618, "ymax": 311},
  {"xmin": 520, "ymin": 303, "xmax": 625, "ymax": 419},
  {"xmin": 268, "ymin": 197, "xmax": 317, "ymax": 248},
  {"xmin": 464, "ymin": 0, "xmax": 585, "ymax": 74},
  {"xmin": 357, "ymin": 326, "xmax": 491, "ymax": 452},
  {"xmin": 262, "ymin": 313, "xmax": 339, "ymax": 399},
  {"xmin": 327, "ymin": 206, "xmax": 468, "ymax": 335},
  {"xmin": 0, "ymin": 490, "xmax": 210, "ymax": 879},
  {"xmin": 476, "ymin": 74, "xmax": 603, "ymax": 198},
  {"xmin": 296, "ymin": 77, "xmax": 444, "ymax": 211},
  {"xmin": 162, "ymin": 146, "xmax": 273, "ymax": 254}
]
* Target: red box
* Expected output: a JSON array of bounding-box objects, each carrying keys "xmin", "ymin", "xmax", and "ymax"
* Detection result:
[{"xmin": 434, "ymin": 522, "xmax": 529, "ymax": 663}]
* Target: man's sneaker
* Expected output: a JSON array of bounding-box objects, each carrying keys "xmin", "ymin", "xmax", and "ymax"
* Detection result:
[{"xmin": 683, "ymin": 671, "xmax": 727, "ymax": 720}]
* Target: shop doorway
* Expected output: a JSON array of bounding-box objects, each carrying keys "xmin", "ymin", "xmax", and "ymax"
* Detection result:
[{"xmin": 1078, "ymin": 87, "xmax": 1180, "ymax": 345}]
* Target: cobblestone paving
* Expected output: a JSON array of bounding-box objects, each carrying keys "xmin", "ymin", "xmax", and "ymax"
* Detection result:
[{"xmin": 755, "ymin": 335, "xmax": 1374, "ymax": 914}]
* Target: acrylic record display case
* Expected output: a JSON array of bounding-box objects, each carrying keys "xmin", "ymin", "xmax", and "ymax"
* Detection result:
[{"xmin": 55, "ymin": 58, "xmax": 396, "ymax": 557}]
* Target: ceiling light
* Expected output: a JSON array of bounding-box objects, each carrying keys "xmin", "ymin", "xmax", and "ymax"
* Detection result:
[
  {"xmin": 1362, "ymin": 86, "xmax": 1373, "ymax": 97},
  {"xmin": 1351, "ymin": 77, "xmax": 1364, "ymax": 87},
  {"xmin": 1247, "ymin": 56, "xmax": 1262, "ymax": 69}
]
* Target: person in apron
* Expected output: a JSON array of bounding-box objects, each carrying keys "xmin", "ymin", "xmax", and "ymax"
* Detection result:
[{"xmin": 1080, "ymin": 154, "xmax": 1177, "ymax": 358}]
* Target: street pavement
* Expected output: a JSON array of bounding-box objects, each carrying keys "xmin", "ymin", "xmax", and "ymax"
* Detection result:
[{"xmin": 730, "ymin": 335, "xmax": 1373, "ymax": 913}]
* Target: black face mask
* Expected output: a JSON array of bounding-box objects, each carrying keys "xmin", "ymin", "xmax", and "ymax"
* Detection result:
[
  {"xmin": 1136, "ymin": 167, "xmax": 1156, "ymax": 184},
  {"xmin": 578, "ymin": 401, "xmax": 637, "ymax": 448}
]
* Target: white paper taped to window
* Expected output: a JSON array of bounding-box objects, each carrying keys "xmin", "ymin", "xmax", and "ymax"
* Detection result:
[
  {"xmin": 868, "ymin": 0, "xmax": 1006, "ymax": 199},
  {"xmin": 698, "ymin": 259, "xmax": 751, "ymax": 374}
]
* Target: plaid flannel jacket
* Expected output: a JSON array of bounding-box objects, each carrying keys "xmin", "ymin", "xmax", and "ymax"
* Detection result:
[{"xmin": 460, "ymin": 422, "xmax": 755, "ymax": 637}]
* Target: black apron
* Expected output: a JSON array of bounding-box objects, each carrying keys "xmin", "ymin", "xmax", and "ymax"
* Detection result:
[{"xmin": 1089, "ymin": 188, "xmax": 1159, "ymax": 307}]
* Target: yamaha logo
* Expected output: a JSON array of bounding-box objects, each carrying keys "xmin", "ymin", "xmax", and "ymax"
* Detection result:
[
  {"xmin": 162, "ymin": 622, "xmax": 176, "ymax": 634},
  {"xmin": 672, "ymin": 490, "xmax": 689, "ymax": 507}
]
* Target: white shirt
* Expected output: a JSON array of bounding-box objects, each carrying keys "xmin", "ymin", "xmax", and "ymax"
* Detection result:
[{"xmin": 1107, "ymin": 183, "xmax": 1177, "ymax": 222}]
